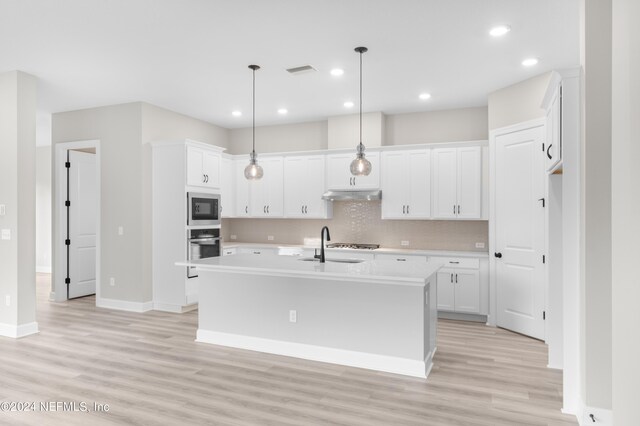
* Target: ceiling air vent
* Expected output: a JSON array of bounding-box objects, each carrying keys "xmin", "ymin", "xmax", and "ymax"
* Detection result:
[{"xmin": 286, "ymin": 65, "xmax": 317, "ymax": 75}]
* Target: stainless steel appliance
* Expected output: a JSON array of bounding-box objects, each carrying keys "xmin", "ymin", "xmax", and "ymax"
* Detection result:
[
  {"xmin": 187, "ymin": 192, "xmax": 220, "ymax": 226},
  {"xmin": 325, "ymin": 243, "xmax": 380, "ymax": 250},
  {"xmin": 187, "ymin": 228, "xmax": 221, "ymax": 278}
]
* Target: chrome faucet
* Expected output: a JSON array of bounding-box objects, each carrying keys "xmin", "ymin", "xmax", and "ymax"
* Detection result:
[{"xmin": 314, "ymin": 226, "xmax": 331, "ymax": 263}]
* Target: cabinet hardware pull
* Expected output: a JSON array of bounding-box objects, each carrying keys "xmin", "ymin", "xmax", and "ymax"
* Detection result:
[
  {"xmin": 205, "ymin": 174, "xmax": 208, "ymax": 183},
  {"xmin": 397, "ymin": 258, "xmax": 406, "ymax": 262},
  {"xmin": 267, "ymin": 205, "xmax": 269, "ymax": 214},
  {"xmin": 253, "ymin": 251, "xmax": 260, "ymax": 255},
  {"xmin": 203, "ymin": 174, "xmax": 206, "ymax": 183},
  {"xmin": 245, "ymin": 206, "xmax": 248, "ymax": 214},
  {"xmin": 301, "ymin": 205, "xmax": 304, "ymax": 214},
  {"xmin": 453, "ymin": 205, "xmax": 456, "ymax": 214},
  {"xmin": 450, "ymin": 273, "xmax": 453, "ymax": 283},
  {"xmin": 547, "ymin": 144, "xmax": 553, "ymax": 160},
  {"xmin": 403, "ymin": 205, "xmax": 406, "ymax": 214},
  {"xmin": 455, "ymin": 274, "xmax": 458, "ymax": 283},
  {"xmin": 449, "ymin": 261, "xmax": 459, "ymax": 264},
  {"xmin": 457, "ymin": 205, "xmax": 460, "ymax": 214},
  {"xmin": 407, "ymin": 205, "xmax": 410, "ymax": 214},
  {"xmin": 264, "ymin": 206, "xmax": 266, "ymax": 213},
  {"xmin": 304, "ymin": 205, "xmax": 308, "ymax": 214}
]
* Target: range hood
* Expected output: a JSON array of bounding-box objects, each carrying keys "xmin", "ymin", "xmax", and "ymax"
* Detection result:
[{"xmin": 321, "ymin": 190, "xmax": 382, "ymax": 201}]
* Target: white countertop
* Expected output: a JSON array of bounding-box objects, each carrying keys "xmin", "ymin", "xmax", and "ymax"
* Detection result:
[
  {"xmin": 177, "ymin": 254, "xmax": 442, "ymax": 287},
  {"xmin": 222, "ymin": 242, "xmax": 489, "ymax": 258}
]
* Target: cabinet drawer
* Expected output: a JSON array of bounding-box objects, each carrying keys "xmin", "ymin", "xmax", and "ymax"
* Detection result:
[
  {"xmin": 374, "ymin": 253, "xmax": 427, "ymax": 263},
  {"xmin": 222, "ymin": 248, "xmax": 237, "ymax": 256},
  {"xmin": 325, "ymin": 250, "xmax": 375, "ymax": 261},
  {"xmin": 237, "ymin": 248, "xmax": 277, "ymax": 255},
  {"xmin": 432, "ymin": 257, "xmax": 479, "ymax": 269}
]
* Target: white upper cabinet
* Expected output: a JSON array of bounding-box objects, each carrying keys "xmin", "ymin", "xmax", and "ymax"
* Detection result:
[
  {"xmin": 234, "ymin": 158, "xmax": 251, "ymax": 217},
  {"xmin": 431, "ymin": 146, "xmax": 481, "ymax": 219},
  {"xmin": 220, "ymin": 157, "xmax": 235, "ymax": 218},
  {"xmin": 544, "ymin": 84, "xmax": 562, "ymax": 172},
  {"xmin": 186, "ymin": 145, "xmax": 221, "ymax": 189},
  {"xmin": 326, "ymin": 151, "xmax": 380, "ymax": 190},
  {"xmin": 381, "ymin": 149, "xmax": 431, "ymax": 219},
  {"xmin": 284, "ymin": 155, "xmax": 330, "ymax": 218},
  {"xmin": 250, "ymin": 157, "xmax": 284, "ymax": 217}
]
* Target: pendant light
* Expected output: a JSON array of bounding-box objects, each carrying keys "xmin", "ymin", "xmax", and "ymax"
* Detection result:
[
  {"xmin": 350, "ymin": 46, "xmax": 372, "ymax": 176},
  {"xmin": 244, "ymin": 64, "xmax": 264, "ymax": 180}
]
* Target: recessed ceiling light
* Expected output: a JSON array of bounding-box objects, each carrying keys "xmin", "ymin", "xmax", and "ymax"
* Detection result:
[
  {"xmin": 419, "ymin": 93, "xmax": 432, "ymax": 100},
  {"xmin": 277, "ymin": 108, "xmax": 288, "ymax": 115},
  {"xmin": 232, "ymin": 110, "xmax": 242, "ymax": 117},
  {"xmin": 489, "ymin": 25, "xmax": 511, "ymax": 37},
  {"xmin": 344, "ymin": 101, "xmax": 354, "ymax": 108},
  {"xmin": 330, "ymin": 68, "xmax": 344, "ymax": 76},
  {"xmin": 522, "ymin": 57, "xmax": 539, "ymax": 67}
]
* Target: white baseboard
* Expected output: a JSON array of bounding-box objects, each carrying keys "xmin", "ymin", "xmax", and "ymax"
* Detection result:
[
  {"xmin": 197, "ymin": 329, "xmax": 432, "ymax": 378},
  {"xmin": 0, "ymin": 321, "xmax": 39, "ymax": 338},
  {"xmin": 153, "ymin": 301, "xmax": 198, "ymax": 313},
  {"xmin": 36, "ymin": 266, "xmax": 52, "ymax": 273},
  {"xmin": 577, "ymin": 401, "xmax": 612, "ymax": 426},
  {"xmin": 96, "ymin": 298, "xmax": 153, "ymax": 313},
  {"xmin": 49, "ymin": 292, "xmax": 56, "ymax": 301}
]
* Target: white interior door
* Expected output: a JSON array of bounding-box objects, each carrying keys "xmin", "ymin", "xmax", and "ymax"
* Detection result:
[
  {"xmin": 495, "ymin": 126, "xmax": 545, "ymax": 339},
  {"xmin": 68, "ymin": 150, "xmax": 97, "ymax": 299}
]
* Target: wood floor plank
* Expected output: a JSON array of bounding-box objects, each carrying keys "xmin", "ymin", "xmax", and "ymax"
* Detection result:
[{"xmin": 0, "ymin": 274, "xmax": 577, "ymax": 425}]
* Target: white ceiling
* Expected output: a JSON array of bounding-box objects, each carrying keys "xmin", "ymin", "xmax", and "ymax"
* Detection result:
[{"xmin": 1, "ymin": 0, "xmax": 579, "ymax": 129}]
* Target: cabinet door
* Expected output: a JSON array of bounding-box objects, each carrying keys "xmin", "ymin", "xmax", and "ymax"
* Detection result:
[
  {"xmin": 203, "ymin": 151, "xmax": 221, "ymax": 188},
  {"xmin": 234, "ymin": 159, "xmax": 251, "ymax": 217},
  {"xmin": 546, "ymin": 86, "xmax": 562, "ymax": 172},
  {"xmin": 456, "ymin": 147, "xmax": 482, "ymax": 219},
  {"xmin": 436, "ymin": 270, "xmax": 455, "ymax": 311},
  {"xmin": 304, "ymin": 156, "xmax": 328, "ymax": 218},
  {"xmin": 381, "ymin": 151, "xmax": 407, "ymax": 219},
  {"xmin": 283, "ymin": 157, "xmax": 307, "ymax": 218},
  {"xmin": 186, "ymin": 146, "xmax": 205, "ymax": 187},
  {"xmin": 431, "ymin": 148, "xmax": 458, "ymax": 219},
  {"xmin": 263, "ymin": 157, "xmax": 284, "ymax": 217},
  {"xmin": 406, "ymin": 149, "xmax": 431, "ymax": 219},
  {"xmin": 326, "ymin": 153, "xmax": 356, "ymax": 190},
  {"xmin": 454, "ymin": 270, "xmax": 480, "ymax": 313},
  {"xmin": 220, "ymin": 157, "xmax": 235, "ymax": 218}
]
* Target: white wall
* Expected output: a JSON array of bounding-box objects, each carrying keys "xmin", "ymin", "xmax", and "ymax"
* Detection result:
[
  {"xmin": 386, "ymin": 107, "xmax": 488, "ymax": 144},
  {"xmin": 611, "ymin": 0, "xmax": 639, "ymax": 424},
  {"xmin": 35, "ymin": 146, "xmax": 51, "ymax": 273},
  {"xmin": 580, "ymin": 0, "xmax": 613, "ymax": 412},
  {"xmin": 0, "ymin": 71, "xmax": 37, "ymax": 333},
  {"xmin": 488, "ymin": 73, "xmax": 552, "ymax": 130}
]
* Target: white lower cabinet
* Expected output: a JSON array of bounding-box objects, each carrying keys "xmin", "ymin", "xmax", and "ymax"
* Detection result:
[
  {"xmin": 237, "ymin": 247, "xmax": 278, "ymax": 256},
  {"xmin": 374, "ymin": 253, "xmax": 428, "ymax": 262},
  {"xmin": 436, "ymin": 268, "xmax": 481, "ymax": 314},
  {"xmin": 223, "ymin": 247, "xmax": 237, "ymax": 256}
]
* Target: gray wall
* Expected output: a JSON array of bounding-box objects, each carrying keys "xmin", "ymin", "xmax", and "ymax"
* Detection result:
[
  {"xmin": 36, "ymin": 146, "xmax": 51, "ymax": 272},
  {"xmin": 612, "ymin": 0, "xmax": 639, "ymax": 423},
  {"xmin": 228, "ymin": 120, "xmax": 327, "ymax": 155},
  {"xmin": 581, "ymin": 0, "xmax": 612, "ymax": 411},
  {"xmin": 386, "ymin": 107, "xmax": 488, "ymax": 144},
  {"xmin": 488, "ymin": 72, "xmax": 552, "ymax": 130},
  {"xmin": 0, "ymin": 71, "xmax": 37, "ymax": 328}
]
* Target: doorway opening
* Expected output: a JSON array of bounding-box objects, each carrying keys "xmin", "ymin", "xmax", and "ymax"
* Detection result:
[{"xmin": 53, "ymin": 140, "xmax": 101, "ymax": 303}]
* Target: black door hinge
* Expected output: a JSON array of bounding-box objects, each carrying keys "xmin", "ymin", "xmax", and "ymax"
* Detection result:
[
  {"xmin": 65, "ymin": 161, "xmax": 71, "ymax": 168},
  {"xmin": 65, "ymin": 278, "xmax": 71, "ymax": 284},
  {"xmin": 65, "ymin": 200, "xmax": 70, "ymax": 207},
  {"xmin": 538, "ymin": 198, "xmax": 545, "ymax": 208},
  {"xmin": 543, "ymin": 311, "xmax": 546, "ymax": 320},
  {"xmin": 65, "ymin": 239, "xmax": 71, "ymax": 246},
  {"xmin": 543, "ymin": 255, "xmax": 546, "ymax": 264}
]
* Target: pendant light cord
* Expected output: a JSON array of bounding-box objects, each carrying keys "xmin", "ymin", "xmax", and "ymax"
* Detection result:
[
  {"xmin": 252, "ymin": 66, "xmax": 256, "ymax": 156},
  {"xmin": 359, "ymin": 49, "xmax": 363, "ymax": 146}
]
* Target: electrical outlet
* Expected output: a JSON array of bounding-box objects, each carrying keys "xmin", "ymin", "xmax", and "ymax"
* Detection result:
[
  {"xmin": 401, "ymin": 240, "xmax": 410, "ymax": 246},
  {"xmin": 289, "ymin": 310, "xmax": 297, "ymax": 323},
  {"xmin": 230, "ymin": 235, "xmax": 237, "ymax": 240},
  {"xmin": 475, "ymin": 242, "xmax": 485, "ymax": 249},
  {"xmin": 5, "ymin": 295, "xmax": 10, "ymax": 306},
  {"xmin": 267, "ymin": 235, "xmax": 274, "ymax": 241},
  {"xmin": 118, "ymin": 226, "xmax": 124, "ymax": 236},
  {"xmin": 109, "ymin": 277, "xmax": 115, "ymax": 287},
  {"xmin": 1, "ymin": 229, "xmax": 10, "ymax": 240},
  {"xmin": 0, "ymin": 204, "xmax": 5, "ymax": 216}
]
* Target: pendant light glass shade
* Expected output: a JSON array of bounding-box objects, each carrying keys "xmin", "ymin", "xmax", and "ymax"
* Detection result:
[
  {"xmin": 245, "ymin": 64, "xmax": 263, "ymax": 180},
  {"xmin": 244, "ymin": 151, "xmax": 264, "ymax": 179},
  {"xmin": 350, "ymin": 46, "xmax": 371, "ymax": 176}
]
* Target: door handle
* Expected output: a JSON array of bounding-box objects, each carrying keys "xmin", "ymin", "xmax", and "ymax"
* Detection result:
[
  {"xmin": 494, "ymin": 252, "xmax": 503, "ymax": 258},
  {"xmin": 547, "ymin": 144, "xmax": 553, "ymax": 160}
]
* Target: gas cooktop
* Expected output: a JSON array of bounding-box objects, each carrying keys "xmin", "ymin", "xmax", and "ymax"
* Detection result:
[{"xmin": 325, "ymin": 243, "xmax": 380, "ymax": 250}]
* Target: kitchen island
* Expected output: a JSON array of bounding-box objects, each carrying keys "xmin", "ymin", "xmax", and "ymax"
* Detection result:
[{"xmin": 177, "ymin": 254, "xmax": 440, "ymax": 378}]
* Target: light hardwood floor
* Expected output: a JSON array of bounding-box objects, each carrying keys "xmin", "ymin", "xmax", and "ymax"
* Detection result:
[{"xmin": 0, "ymin": 274, "xmax": 577, "ymax": 426}]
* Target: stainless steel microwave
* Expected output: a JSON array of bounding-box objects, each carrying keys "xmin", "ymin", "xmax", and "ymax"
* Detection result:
[{"xmin": 187, "ymin": 192, "xmax": 220, "ymax": 226}]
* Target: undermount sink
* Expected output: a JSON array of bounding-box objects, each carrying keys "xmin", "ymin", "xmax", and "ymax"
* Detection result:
[{"xmin": 298, "ymin": 257, "xmax": 365, "ymax": 264}]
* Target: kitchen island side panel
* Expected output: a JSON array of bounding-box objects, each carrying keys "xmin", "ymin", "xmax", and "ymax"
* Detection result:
[{"xmin": 197, "ymin": 271, "xmax": 428, "ymax": 361}]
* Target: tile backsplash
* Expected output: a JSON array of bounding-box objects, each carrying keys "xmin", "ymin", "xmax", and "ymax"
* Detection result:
[{"xmin": 223, "ymin": 201, "xmax": 488, "ymax": 252}]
